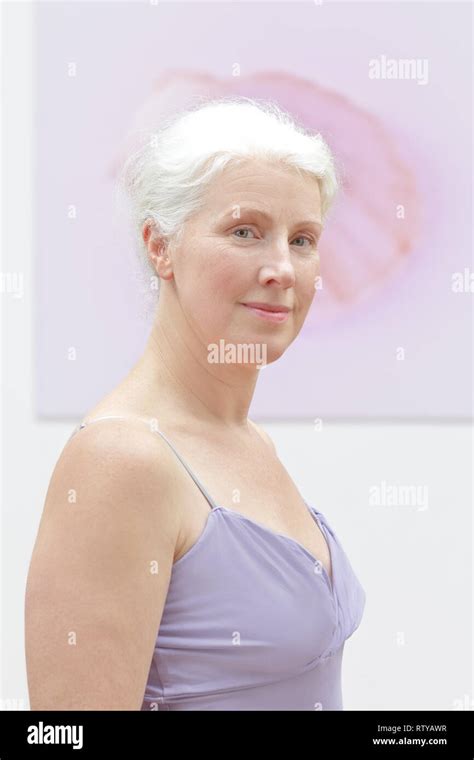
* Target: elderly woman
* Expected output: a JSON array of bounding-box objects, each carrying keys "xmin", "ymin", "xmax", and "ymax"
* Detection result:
[{"xmin": 25, "ymin": 97, "xmax": 366, "ymax": 711}]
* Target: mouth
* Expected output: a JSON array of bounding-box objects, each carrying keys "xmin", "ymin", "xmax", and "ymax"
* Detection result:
[{"xmin": 240, "ymin": 302, "xmax": 292, "ymax": 324}]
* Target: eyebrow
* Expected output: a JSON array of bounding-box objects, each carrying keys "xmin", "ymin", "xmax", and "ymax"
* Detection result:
[{"xmin": 218, "ymin": 207, "xmax": 323, "ymax": 231}]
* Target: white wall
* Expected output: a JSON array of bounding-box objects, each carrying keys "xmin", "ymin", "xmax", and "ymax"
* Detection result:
[{"xmin": 2, "ymin": 2, "xmax": 472, "ymax": 712}]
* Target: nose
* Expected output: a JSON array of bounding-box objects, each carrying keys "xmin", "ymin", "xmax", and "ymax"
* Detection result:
[{"xmin": 258, "ymin": 245, "xmax": 296, "ymax": 289}]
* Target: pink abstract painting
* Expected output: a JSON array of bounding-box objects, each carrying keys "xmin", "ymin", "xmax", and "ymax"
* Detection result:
[{"xmin": 35, "ymin": 1, "xmax": 472, "ymax": 419}]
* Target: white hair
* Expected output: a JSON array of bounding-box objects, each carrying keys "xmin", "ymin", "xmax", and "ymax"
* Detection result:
[{"xmin": 116, "ymin": 95, "xmax": 340, "ymax": 304}]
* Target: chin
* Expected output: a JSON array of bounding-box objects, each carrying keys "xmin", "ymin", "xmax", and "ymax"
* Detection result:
[{"xmin": 255, "ymin": 340, "xmax": 290, "ymax": 367}]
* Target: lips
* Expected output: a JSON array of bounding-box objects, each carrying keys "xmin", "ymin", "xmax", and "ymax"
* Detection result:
[
  {"xmin": 241, "ymin": 302, "xmax": 291, "ymax": 313},
  {"xmin": 240, "ymin": 303, "xmax": 291, "ymax": 324}
]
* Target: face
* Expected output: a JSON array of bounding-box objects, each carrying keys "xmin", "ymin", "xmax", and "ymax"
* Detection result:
[{"xmin": 151, "ymin": 159, "xmax": 323, "ymax": 365}]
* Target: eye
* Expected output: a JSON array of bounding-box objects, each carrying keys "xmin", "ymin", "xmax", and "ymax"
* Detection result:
[
  {"xmin": 292, "ymin": 235, "xmax": 316, "ymax": 249},
  {"xmin": 230, "ymin": 227, "xmax": 317, "ymax": 249},
  {"xmin": 232, "ymin": 227, "xmax": 256, "ymax": 239}
]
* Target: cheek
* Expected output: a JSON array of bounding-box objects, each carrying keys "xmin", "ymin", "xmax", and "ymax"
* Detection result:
[
  {"xmin": 211, "ymin": 263, "xmax": 239, "ymax": 292},
  {"xmin": 182, "ymin": 258, "xmax": 239, "ymax": 332},
  {"xmin": 178, "ymin": 242, "xmax": 235, "ymax": 297},
  {"xmin": 300, "ymin": 257, "xmax": 320, "ymax": 302},
  {"xmin": 297, "ymin": 289, "xmax": 316, "ymax": 322},
  {"xmin": 294, "ymin": 272, "xmax": 318, "ymax": 322},
  {"xmin": 206, "ymin": 249, "xmax": 251, "ymax": 297}
]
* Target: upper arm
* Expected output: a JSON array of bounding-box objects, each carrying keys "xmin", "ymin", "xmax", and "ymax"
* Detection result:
[{"xmin": 25, "ymin": 423, "xmax": 180, "ymax": 710}]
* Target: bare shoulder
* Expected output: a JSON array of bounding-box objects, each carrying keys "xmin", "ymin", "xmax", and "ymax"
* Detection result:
[
  {"xmin": 25, "ymin": 418, "xmax": 184, "ymax": 710},
  {"xmin": 248, "ymin": 418, "xmax": 277, "ymax": 455},
  {"xmin": 44, "ymin": 417, "xmax": 184, "ymax": 538}
]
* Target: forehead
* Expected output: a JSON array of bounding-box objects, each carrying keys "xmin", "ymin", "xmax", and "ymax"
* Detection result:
[{"xmin": 206, "ymin": 159, "xmax": 322, "ymax": 221}]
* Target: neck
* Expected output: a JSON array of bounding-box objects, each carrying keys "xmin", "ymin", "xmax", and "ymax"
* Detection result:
[{"xmin": 127, "ymin": 293, "xmax": 262, "ymax": 432}]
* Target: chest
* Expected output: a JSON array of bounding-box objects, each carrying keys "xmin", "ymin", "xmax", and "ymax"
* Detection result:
[{"xmin": 171, "ymin": 436, "xmax": 333, "ymax": 581}]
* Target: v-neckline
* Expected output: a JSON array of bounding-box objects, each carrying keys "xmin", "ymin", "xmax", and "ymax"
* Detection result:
[{"xmin": 212, "ymin": 502, "xmax": 336, "ymax": 596}]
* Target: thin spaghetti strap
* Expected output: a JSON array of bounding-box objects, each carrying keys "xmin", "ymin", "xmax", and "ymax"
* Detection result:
[
  {"xmin": 69, "ymin": 415, "xmax": 219, "ymax": 511},
  {"xmin": 67, "ymin": 415, "xmax": 136, "ymax": 442},
  {"xmin": 150, "ymin": 426, "xmax": 219, "ymax": 511}
]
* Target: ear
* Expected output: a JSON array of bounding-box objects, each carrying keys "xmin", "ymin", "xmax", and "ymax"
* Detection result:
[{"xmin": 142, "ymin": 218, "xmax": 174, "ymax": 281}]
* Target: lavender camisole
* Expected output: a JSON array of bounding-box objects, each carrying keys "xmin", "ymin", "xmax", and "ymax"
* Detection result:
[{"xmin": 70, "ymin": 416, "xmax": 366, "ymax": 711}]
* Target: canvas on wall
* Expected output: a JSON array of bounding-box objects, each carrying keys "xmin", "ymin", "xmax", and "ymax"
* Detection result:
[{"xmin": 35, "ymin": 1, "xmax": 472, "ymax": 420}]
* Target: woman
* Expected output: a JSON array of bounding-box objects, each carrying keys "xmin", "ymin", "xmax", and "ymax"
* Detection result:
[{"xmin": 25, "ymin": 97, "xmax": 366, "ymax": 711}]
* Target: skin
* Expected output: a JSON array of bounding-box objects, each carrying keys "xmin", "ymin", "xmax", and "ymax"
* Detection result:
[
  {"xmin": 138, "ymin": 158, "xmax": 323, "ymax": 431},
  {"xmin": 24, "ymin": 159, "xmax": 329, "ymax": 710}
]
